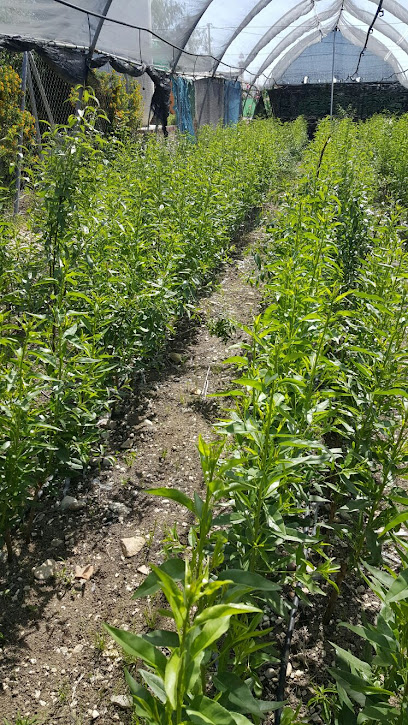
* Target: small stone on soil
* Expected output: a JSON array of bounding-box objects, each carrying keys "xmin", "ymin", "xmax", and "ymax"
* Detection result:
[
  {"xmin": 120, "ymin": 438, "xmax": 134, "ymax": 449},
  {"xmin": 32, "ymin": 559, "xmax": 57, "ymax": 582},
  {"xmin": 110, "ymin": 694, "xmax": 132, "ymax": 709},
  {"xmin": 120, "ymin": 536, "xmax": 146, "ymax": 558},
  {"xmin": 60, "ymin": 496, "xmax": 85, "ymax": 512},
  {"xmin": 137, "ymin": 565, "xmax": 150, "ymax": 575},
  {"xmin": 109, "ymin": 502, "xmax": 131, "ymax": 518}
]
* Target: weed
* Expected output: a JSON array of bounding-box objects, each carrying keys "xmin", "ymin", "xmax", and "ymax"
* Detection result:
[
  {"xmin": 3, "ymin": 717, "xmax": 40, "ymax": 725},
  {"xmin": 145, "ymin": 519, "xmax": 158, "ymax": 551},
  {"xmin": 207, "ymin": 314, "xmax": 237, "ymax": 342},
  {"xmin": 124, "ymin": 450, "xmax": 138, "ymax": 467},
  {"xmin": 55, "ymin": 565, "xmax": 74, "ymax": 588},
  {"xmin": 141, "ymin": 599, "xmax": 160, "ymax": 630},
  {"xmin": 161, "ymin": 521, "xmax": 185, "ymax": 558},
  {"xmin": 57, "ymin": 681, "xmax": 70, "ymax": 703},
  {"xmin": 93, "ymin": 629, "xmax": 107, "ymax": 653}
]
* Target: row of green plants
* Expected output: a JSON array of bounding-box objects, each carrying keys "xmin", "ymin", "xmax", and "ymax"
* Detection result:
[
  {"xmin": 0, "ymin": 98, "xmax": 307, "ymax": 558},
  {"xmin": 107, "ymin": 116, "xmax": 408, "ymax": 724}
]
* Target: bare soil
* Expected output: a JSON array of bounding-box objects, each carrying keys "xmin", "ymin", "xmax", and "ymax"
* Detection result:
[
  {"xmin": 0, "ymin": 230, "xmax": 264, "ymax": 725},
  {"xmin": 0, "ymin": 221, "xmax": 400, "ymax": 725}
]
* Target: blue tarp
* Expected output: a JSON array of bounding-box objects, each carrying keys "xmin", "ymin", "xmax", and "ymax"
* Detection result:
[
  {"xmin": 224, "ymin": 80, "xmax": 242, "ymax": 126},
  {"xmin": 172, "ymin": 76, "xmax": 195, "ymax": 137}
]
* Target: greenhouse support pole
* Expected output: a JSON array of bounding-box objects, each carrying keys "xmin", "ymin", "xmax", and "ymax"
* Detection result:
[
  {"xmin": 14, "ymin": 52, "xmax": 28, "ymax": 216},
  {"xmin": 29, "ymin": 53, "xmax": 55, "ymax": 128},
  {"xmin": 330, "ymin": 28, "xmax": 337, "ymax": 120},
  {"xmin": 75, "ymin": 0, "xmax": 113, "ymax": 114},
  {"xmin": 27, "ymin": 62, "xmax": 42, "ymax": 155}
]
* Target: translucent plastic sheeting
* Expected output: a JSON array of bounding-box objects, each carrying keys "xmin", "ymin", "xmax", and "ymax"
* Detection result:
[
  {"xmin": 279, "ymin": 32, "xmax": 393, "ymax": 83},
  {"xmin": 1, "ymin": 0, "xmax": 408, "ymax": 88}
]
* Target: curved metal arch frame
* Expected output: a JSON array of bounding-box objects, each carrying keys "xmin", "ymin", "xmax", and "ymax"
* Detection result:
[
  {"xmin": 244, "ymin": 11, "xmax": 334, "ymax": 81},
  {"xmin": 339, "ymin": 14, "xmax": 408, "ymax": 82},
  {"xmin": 344, "ymin": 0, "xmax": 408, "ymax": 58},
  {"xmin": 240, "ymin": 1, "xmax": 338, "ymax": 73},
  {"xmin": 211, "ymin": 0, "xmax": 277, "ymax": 74},
  {"xmin": 1, "ymin": 0, "xmax": 408, "ymax": 87},
  {"xmin": 229, "ymin": 0, "xmax": 408, "ymax": 85},
  {"xmin": 251, "ymin": 24, "xmax": 333, "ymax": 87},
  {"xmin": 231, "ymin": 0, "xmax": 317, "ymax": 72}
]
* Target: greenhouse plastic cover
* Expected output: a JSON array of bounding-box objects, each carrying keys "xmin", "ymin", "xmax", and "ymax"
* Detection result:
[{"xmin": 1, "ymin": 0, "xmax": 408, "ymax": 87}]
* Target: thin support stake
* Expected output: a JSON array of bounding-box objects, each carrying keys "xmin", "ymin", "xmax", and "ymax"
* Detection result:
[
  {"xmin": 29, "ymin": 53, "xmax": 55, "ymax": 128},
  {"xmin": 330, "ymin": 28, "xmax": 337, "ymax": 120},
  {"xmin": 27, "ymin": 62, "xmax": 42, "ymax": 155},
  {"xmin": 75, "ymin": 0, "xmax": 113, "ymax": 116},
  {"xmin": 14, "ymin": 52, "xmax": 28, "ymax": 216}
]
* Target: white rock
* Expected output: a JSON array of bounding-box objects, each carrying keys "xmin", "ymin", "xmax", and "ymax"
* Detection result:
[
  {"xmin": 32, "ymin": 560, "xmax": 57, "ymax": 582},
  {"xmin": 110, "ymin": 694, "xmax": 132, "ymax": 709},
  {"xmin": 121, "ymin": 438, "xmax": 134, "ymax": 450},
  {"xmin": 135, "ymin": 419, "xmax": 154, "ymax": 431},
  {"xmin": 50, "ymin": 538, "xmax": 63, "ymax": 548},
  {"xmin": 61, "ymin": 496, "xmax": 85, "ymax": 512},
  {"xmin": 137, "ymin": 565, "xmax": 150, "ymax": 576},
  {"xmin": 120, "ymin": 537, "xmax": 146, "ymax": 558},
  {"xmin": 109, "ymin": 502, "xmax": 131, "ymax": 518},
  {"xmin": 286, "ymin": 662, "xmax": 292, "ymax": 677},
  {"xmin": 264, "ymin": 667, "xmax": 275, "ymax": 679}
]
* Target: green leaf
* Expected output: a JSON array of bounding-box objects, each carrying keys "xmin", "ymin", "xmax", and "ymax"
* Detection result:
[
  {"xmin": 143, "ymin": 630, "xmax": 180, "ymax": 649},
  {"xmin": 195, "ymin": 604, "xmax": 260, "ymax": 625},
  {"xmin": 189, "ymin": 617, "xmax": 231, "ymax": 656},
  {"xmin": 139, "ymin": 669, "xmax": 167, "ymax": 704},
  {"xmin": 124, "ymin": 669, "xmax": 162, "ymax": 720},
  {"xmin": 132, "ymin": 559, "xmax": 185, "ymax": 599},
  {"xmin": 374, "ymin": 388, "xmax": 408, "ymax": 398},
  {"xmin": 223, "ymin": 356, "xmax": 248, "ymax": 366},
  {"xmin": 146, "ymin": 487, "xmax": 195, "ymax": 512},
  {"xmin": 216, "ymin": 569, "xmax": 281, "ymax": 592},
  {"xmin": 341, "ymin": 623, "xmax": 397, "ymax": 654},
  {"xmin": 331, "ymin": 643, "xmax": 372, "ymax": 675},
  {"xmin": 187, "ymin": 696, "xmax": 251, "ymax": 725},
  {"xmin": 379, "ymin": 511, "xmax": 408, "ymax": 538},
  {"xmin": 62, "ymin": 322, "xmax": 78, "ymax": 338},
  {"xmin": 151, "ymin": 565, "xmax": 185, "ymax": 629},
  {"xmin": 104, "ymin": 625, "xmax": 167, "ymax": 674},
  {"xmin": 233, "ymin": 377, "xmax": 263, "ymax": 391},
  {"xmin": 360, "ymin": 703, "xmax": 400, "ymax": 722},
  {"xmin": 214, "ymin": 671, "xmax": 283, "ymax": 715},
  {"xmin": 385, "ymin": 568, "xmax": 408, "ymax": 603},
  {"xmin": 164, "ymin": 650, "xmax": 181, "ymax": 710},
  {"xmin": 329, "ymin": 667, "xmax": 392, "ymax": 700}
]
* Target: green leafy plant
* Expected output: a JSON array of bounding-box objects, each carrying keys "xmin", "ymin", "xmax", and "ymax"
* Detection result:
[
  {"xmin": 330, "ymin": 566, "xmax": 408, "ymax": 724},
  {"xmin": 106, "ymin": 558, "xmax": 281, "ymax": 725}
]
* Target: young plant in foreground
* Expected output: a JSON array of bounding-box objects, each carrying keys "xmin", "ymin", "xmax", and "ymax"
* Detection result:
[
  {"xmin": 106, "ymin": 558, "xmax": 280, "ymax": 725},
  {"xmin": 330, "ymin": 566, "xmax": 408, "ymax": 725}
]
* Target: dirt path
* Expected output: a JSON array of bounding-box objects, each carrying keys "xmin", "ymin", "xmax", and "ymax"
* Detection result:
[{"xmin": 0, "ymin": 229, "xmax": 264, "ymax": 725}]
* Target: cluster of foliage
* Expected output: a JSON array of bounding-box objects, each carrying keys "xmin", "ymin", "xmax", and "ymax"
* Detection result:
[
  {"xmin": 0, "ymin": 63, "xmax": 36, "ymax": 180},
  {"xmin": 107, "ymin": 116, "xmax": 408, "ymax": 725},
  {"xmin": 0, "ymin": 96, "xmax": 306, "ymax": 559},
  {"xmin": 92, "ymin": 69, "xmax": 144, "ymax": 135}
]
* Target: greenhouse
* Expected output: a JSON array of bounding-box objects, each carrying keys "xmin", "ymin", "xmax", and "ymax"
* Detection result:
[{"xmin": 1, "ymin": 2, "xmax": 408, "ymax": 725}]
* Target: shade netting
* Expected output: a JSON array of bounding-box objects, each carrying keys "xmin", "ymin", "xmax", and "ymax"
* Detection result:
[{"xmin": 1, "ymin": 0, "xmax": 408, "ymax": 87}]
